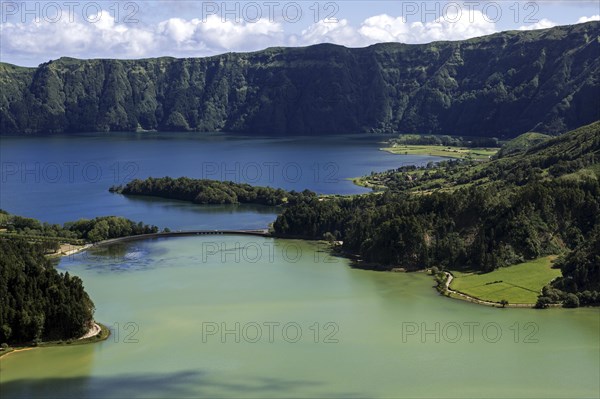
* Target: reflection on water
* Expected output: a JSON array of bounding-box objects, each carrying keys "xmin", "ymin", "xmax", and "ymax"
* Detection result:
[
  {"xmin": 62, "ymin": 243, "xmax": 157, "ymax": 273},
  {"xmin": 122, "ymin": 194, "xmax": 281, "ymax": 215}
]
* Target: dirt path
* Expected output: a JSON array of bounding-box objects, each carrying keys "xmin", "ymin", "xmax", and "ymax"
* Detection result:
[
  {"xmin": 79, "ymin": 322, "xmax": 101, "ymax": 340},
  {"xmin": 61, "ymin": 243, "xmax": 92, "ymax": 257}
]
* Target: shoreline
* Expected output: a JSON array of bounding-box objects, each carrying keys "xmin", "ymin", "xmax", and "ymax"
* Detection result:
[
  {"xmin": 78, "ymin": 322, "xmax": 102, "ymax": 340},
  {"xmin": 91, "ymin": 229, "xmax": 271, "ymax": 248},
  {"xmin": 0, "ymin": 322, "xmax": 110, "ymax": 359},
  {"xmin": 3, "ymin": 235, "xmax": 569, "ymax": 361},
  {"xmin": 380, "ymin": 146, "xmax": 462, "ymax": 160},
  {"xmin": 48, "ymin": 229, "xmax": 271, "ymax": 259},
  {"xmin": 48, "ymin": 243, "xmax": 93, "ymax": 258},
  {"xmin": 49, "ymin": 229, "xmax": 558, "ymax": 312},
  {"xmin": 379, "ymin": 144, "xmax": 498, "ymax": 161},
  {"xmin": 440, "ymin": 272, "xmax": 525, "ymax": 308},
  {"xmin": 298, "ymin": 241, "xmax": 548, "ymax": 309},
  {"xmin": 438, "ymin": 271, "xmax": 561, "ymax": 308},
  {"xmin": 0, "ymin": 347, "xmax": 36, "ymax": 359}
]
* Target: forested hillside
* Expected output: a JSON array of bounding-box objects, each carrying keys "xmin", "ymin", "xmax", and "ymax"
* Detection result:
[
  {"xmin": 553, "ymin": 227, "xmax": 600, "ymax": 296},
  {"xmin": 0, "ymin": 212, "xmax": 163, "ymax": 344},
  {"xmin": 273, "ymin": 122, "xmax": 600, "ymax": 304},
  {"xmin": 0, "ymin": 239, "xmax": 95, "ymax": 344},
  {"xmin": 1, "ymin": 22, "xmax": 598, "ymax": 137},
  {"xmin": 362, "ymin": 121, "xmax": 600, "ymax": 192}
]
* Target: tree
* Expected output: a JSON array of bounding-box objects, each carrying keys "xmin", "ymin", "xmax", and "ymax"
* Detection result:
[
  {"xmin": 535, "ymin": 296, "xmax": 552, "ymax": 309},
  {"xmin": 0, "ymin": 239, "xmax": 95, "ymax": 343},
  {"xmin": 87, "ymin": 220, "xmax": 110, "ymax": 242},
  {"xmin": 563, "ymin": 293, "xmax": 580, "ymax": 308},
  {"xmin": 322, "ymin": 232, "xmax": 336, "ymax": 243}
]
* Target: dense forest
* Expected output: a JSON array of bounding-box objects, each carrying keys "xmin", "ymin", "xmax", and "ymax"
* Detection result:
[
  {"xmin": 0, "ymin": 210, "xmax": 160, "ymax": 247},
  {"xmin": 0, "ymin": 212, "xmax": 160, "ymax": 344},
  {"xmin": 1, "ymin": 22, "xmax": 598, "ymax": 137},
  {"xmin": 550, "ymin": 226, "xmax": 600, "ymax": 302},
  {"xmin": 273, "ymin": 122, "xmax": 600, "ymax": 306},
  {"xmin": 0, "ymin": 238, "xmax": 95, "ymax": 344},
  {"xmin": 111, "ymin": 177, "xmax": 315, "ymax": 206}
]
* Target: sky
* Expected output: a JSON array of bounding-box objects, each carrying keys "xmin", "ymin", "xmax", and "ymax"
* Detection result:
[{"xmin": 0, "ymin": 0, "xmax": 598, "ymax": 66}]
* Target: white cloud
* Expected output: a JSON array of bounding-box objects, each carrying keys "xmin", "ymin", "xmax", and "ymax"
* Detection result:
[
  {"xmin": 518, "ymin": 19, "xmax": 557, "ymax": 31},
  {"xmin": 358, "ymin": 15, "xmax": 414, "ymax": 43},
  {"xmin": 0, "ymin": 10, "xmax": 284, "ymax": 61},
  {"xmin": 193, "ymin": 15, "xmax": 283, "ymax": 50},
  {"xmin": 1, "ymin": 9, "xmax": 500, "ymax": 63},
  {"xmin": 300, "ymin": 19, "xmax": 368, "ymax": 47},
  {"xmin": 157, "ymin": 18, "xmax": 197, "ymax": 44},
  {"xmin": 1, "ymin": 11, "xmax": 157, "ymax": 58},
  {"xmin": 299, "ymin": 11, "xmax": 497, "ymax": 48},
  {"xmin": 577, "ymin": 15, "xmax": 600, "ymax": 23}
]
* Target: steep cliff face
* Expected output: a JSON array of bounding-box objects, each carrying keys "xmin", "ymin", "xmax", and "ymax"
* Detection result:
[{"xmin": 1, "ymin": 22, "xmax": 598, "ymax": 136}]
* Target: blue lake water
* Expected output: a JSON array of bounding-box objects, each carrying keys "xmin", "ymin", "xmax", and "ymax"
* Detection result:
[{"xmin": 0, "ymin": 133, "xmax": 440, "ymax": 229}]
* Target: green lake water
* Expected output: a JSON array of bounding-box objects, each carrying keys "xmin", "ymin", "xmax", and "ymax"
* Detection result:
[{"xmin": 1, "ymin": 236, "xmax": 598, "ymax": 398}]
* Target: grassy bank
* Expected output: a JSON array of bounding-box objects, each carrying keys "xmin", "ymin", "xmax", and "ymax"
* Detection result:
[
  {"xmin": 448, "ymin": 256, "xmax": 561, "ymax": 304},
  {"xmin": 381, "ymin": 145, "xmax": 498, "ymax": 160}
]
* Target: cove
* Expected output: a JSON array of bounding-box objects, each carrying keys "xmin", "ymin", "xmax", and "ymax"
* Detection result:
[{"xmin": 1, "ymin": 236, "xmax": 598, "ymax": 398}]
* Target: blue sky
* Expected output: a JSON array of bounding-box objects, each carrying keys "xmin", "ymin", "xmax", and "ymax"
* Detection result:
[{"xmin": 1, "ymin": 1, "xmax": 598, "ymax": 66}]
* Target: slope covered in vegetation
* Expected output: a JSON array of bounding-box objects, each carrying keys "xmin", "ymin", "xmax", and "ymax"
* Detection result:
[
  {"xmin": 0, "ymin": 239, "xmax": 95, "ymax": 344},
  {"xmin": 362, "ymin": 121, "xmax": 600, "ymax": 192},
  {"xmin": 1, "ymin": 22, "xmax": 598, "ymax": 137},
  {"xmin": 273, "ymin": 122, "xmax": 600, "ymax": 305}
]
